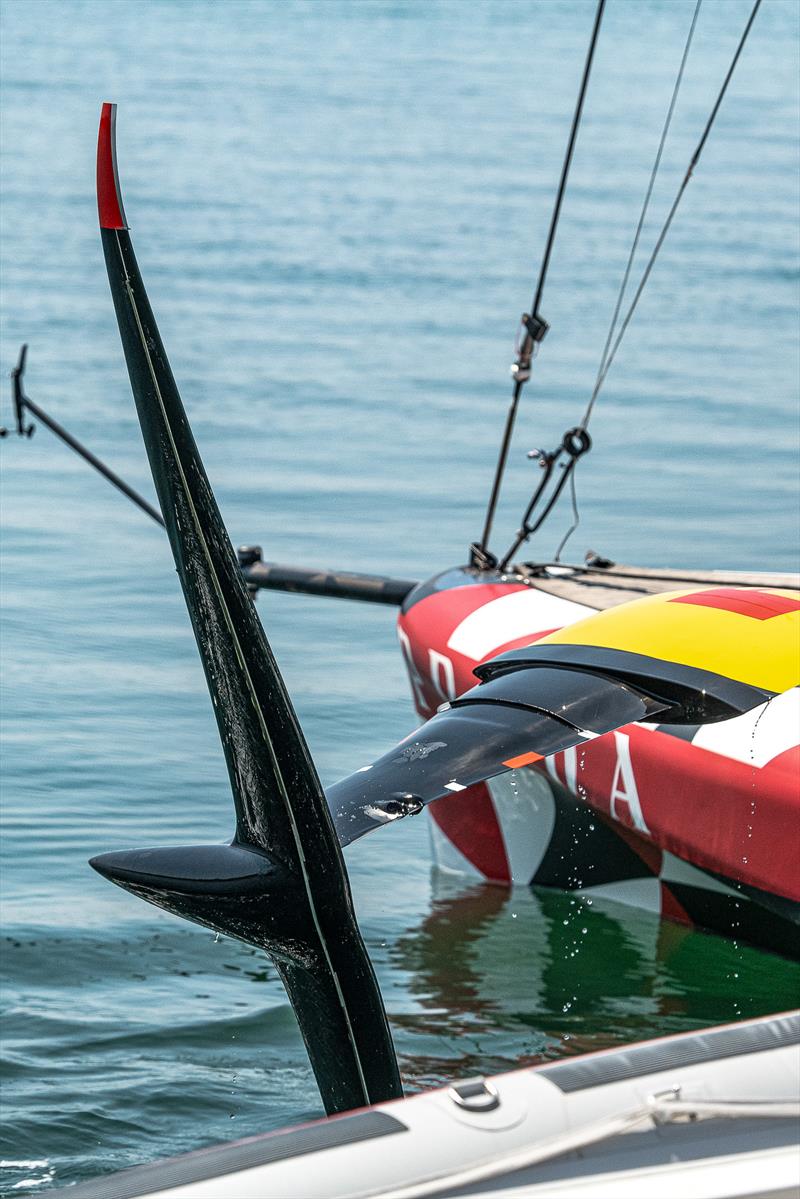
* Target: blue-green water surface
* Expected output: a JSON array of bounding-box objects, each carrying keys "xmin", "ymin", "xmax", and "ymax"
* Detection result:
[{"xmin": 1, "ymin": 1, "xmax": 799, "ymax": 1192}]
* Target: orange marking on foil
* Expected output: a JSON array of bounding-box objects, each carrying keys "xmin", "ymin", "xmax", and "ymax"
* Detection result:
[{"xmin": 503, "ymin": 751, "xmax": 543, "ymax": 769}]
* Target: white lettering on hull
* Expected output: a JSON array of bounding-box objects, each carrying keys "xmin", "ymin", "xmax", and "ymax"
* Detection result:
[
  {"xmin": 609, "ymin": 731, "xmax": 651, "ymax": 834},
  {"xmin": 397, "ymin": 626, "xmax": 428, "ymax": 710},
  {"xmin": 428, "ymin": 649, "xmax": 457, "ymax": 701}
]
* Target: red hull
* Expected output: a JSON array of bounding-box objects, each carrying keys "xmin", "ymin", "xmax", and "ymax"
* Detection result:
[{"xmin": 397, "ymin": 573, "xmax": 799, "ymax": 955}]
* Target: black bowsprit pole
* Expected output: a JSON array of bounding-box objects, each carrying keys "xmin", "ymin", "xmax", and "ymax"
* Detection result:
[{"xmin": 90, "ymin": 103, "xmax": 401, "ymax": 1115}]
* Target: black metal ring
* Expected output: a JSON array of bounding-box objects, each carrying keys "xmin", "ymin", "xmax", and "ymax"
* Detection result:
[{"xmin": 562, "ymin": 426, "xmax": 592, "ymax": 458}]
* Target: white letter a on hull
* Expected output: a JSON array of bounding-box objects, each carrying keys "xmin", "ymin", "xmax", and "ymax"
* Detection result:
[{"xmin": 609, "ymin": 732, "xmax": 651, "ymax": 834}]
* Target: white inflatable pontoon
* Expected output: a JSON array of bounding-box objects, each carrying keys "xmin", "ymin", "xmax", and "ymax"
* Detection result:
[{"xmin": 66, "ymin": 1009, "xmax": 800, "ymax": 1199}]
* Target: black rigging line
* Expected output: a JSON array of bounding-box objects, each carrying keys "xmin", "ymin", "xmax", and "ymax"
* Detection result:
[
  {"xmin": 554, "ymin": 466, "xmax": 580, "ymax": 563},
  {"xmin": 555, "ymin": 0, "xmax": 702, "ymax": 562},
  {"xmin": 473, "ymin": 0, "xmax": 606, "ymax": 569},
  {"xmin": 1, "ymin": 344, "xmax": 166, "ymax": 528},
  {"xmin": 583, "ymin": 0, "xmax": 762, "ymax": 419},
  {"xmin": 586, "ymin": 0, "xmax": 703, "ymax": 430},
  {"xmin": 544, "ymin": 0, "xmax": 760, "ymax": 566},
  {"xmin": 528, "ymin": 2, "xmax": 607, "ymax": 322}
]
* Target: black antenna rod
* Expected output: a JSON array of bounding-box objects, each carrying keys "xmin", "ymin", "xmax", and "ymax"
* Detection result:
[
  {"xmin": 1, "ymin": 344, "xmax": 165, "ymax": 528},
  {"xmin": 473, "ymin": 0, "xmax": 605, "ymax": 568},
  {"xmin": 2, "ymin": 346, "xmax": 418, "ymax": 605}
]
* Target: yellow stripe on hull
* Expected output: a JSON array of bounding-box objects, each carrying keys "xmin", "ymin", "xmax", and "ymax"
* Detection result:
[{"xmin": 538, "ymin": 589, "xmax": 800, "ymax": 694}]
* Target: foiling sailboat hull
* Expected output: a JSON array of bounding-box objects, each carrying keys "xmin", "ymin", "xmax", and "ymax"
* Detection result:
[
  {"xmin": 398, "ymin": 563, "xmax": 800, "ymax": 957},
  {"xmin": 63, "ymin": 1010, "xmax": 800, "ymax": 1199}
]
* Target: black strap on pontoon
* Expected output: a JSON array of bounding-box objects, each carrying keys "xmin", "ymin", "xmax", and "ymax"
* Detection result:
[{"xmin": 471, "ymin": 0, "xmax": 606, "ymax": 571}]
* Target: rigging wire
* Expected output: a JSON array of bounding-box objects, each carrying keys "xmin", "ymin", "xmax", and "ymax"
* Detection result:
[
  {"xmin": 553, "ymin": 466, "xmax": 580, "ymax": 562},
  {"xmin": 525, "ymin": 0, "xmax": 762, "ymax": 566},
  {"xmin": 584, "ymin": 0, "xmax": 762, "ymax": 420},
  {"xmin": 473, "ymin": 0, "xmax": 606, "ymax": 568},
  {"xmin": 585, "ymin": 0, "xmax": 703, "ymax": 430},
  {"xmin": 554, "ymin": 0, "xmax": 702, "ymax": 560},
  {"xmin": 528, "ymin": 1, "xmax": 606, "ymax": 322}
]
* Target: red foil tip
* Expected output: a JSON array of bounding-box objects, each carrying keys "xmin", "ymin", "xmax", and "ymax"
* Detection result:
[{"xmin": 97, "ymin": 103, "xmax": 128, "ymax": 230}]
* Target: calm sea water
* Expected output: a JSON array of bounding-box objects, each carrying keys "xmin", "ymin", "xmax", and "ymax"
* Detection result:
[{"xmin": 1, "ymin": 0, "xmax": 798, "ymax": 1192}]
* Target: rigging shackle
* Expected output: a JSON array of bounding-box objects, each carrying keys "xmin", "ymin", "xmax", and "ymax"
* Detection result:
[
  {"xmin": 527, "ymin": 426, "xmax": 590, "ymax": 468},
  {"xmin": 510, "ymin": 311, "xmax": 549, "ymax": 385},
  {"xmin": 472, "ymin": 308, "xmax": 552, "ymax": 569},
  {"xmin": 497, "ymin": 425, "xmax": 592, "ymax": 570},
  {"xmin": 562, "ymin": 425, "xmax": 591, "ymax": 458}
]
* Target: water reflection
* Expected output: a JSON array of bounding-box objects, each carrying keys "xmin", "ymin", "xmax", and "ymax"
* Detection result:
[{"xmin": 390, "ymin": 872, "xmax": 800, "ymax": 1090}]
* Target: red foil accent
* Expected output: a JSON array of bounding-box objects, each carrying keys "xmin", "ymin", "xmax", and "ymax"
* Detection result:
[{"xmin": 97, "ymin": 103, "xmax": 127, "ymax": 230}]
